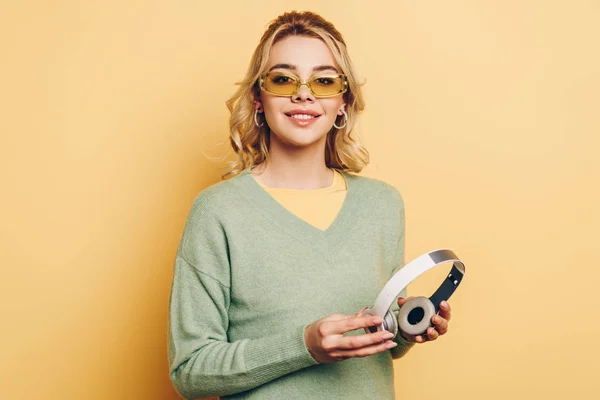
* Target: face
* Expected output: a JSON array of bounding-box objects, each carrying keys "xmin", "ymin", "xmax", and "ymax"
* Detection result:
[{"xmin": 255, "ymin": 35, "xmax": 346, "ymax": 149}]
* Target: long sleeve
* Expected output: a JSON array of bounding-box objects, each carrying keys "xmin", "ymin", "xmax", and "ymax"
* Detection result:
[
  {"xmin": 387, "ymin": 188, "xmax": 416, "ymax": 359},
  {"xmin": 167, "ymin": 195, "xmax": 318, "ymax": 399}
]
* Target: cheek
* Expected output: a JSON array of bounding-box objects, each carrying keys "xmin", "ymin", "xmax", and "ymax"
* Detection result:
[
  {"xmin": 262, "ymin": 98, "xmax": 285, "ymax": 120},
  {"xmin": 319, "ymin": 99, "xmax": 344, "ymax": 120}
]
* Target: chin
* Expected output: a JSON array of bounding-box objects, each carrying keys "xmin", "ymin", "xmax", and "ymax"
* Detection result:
[{"xmin": 274, "ymin": 129, "xmax": 327, "ymax": 147}]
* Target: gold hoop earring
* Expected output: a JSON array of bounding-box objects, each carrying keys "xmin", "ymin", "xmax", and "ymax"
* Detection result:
[
  {"xmin": 254, "ymin": 110, "xmax": 264, "ymax": 127},
  {"xmin": 333, "ymin": 110, "xmax": 348, "ymax": 129}
]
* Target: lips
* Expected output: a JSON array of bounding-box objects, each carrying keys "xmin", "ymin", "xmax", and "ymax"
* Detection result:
[
  {"xmin": 284, "ymin": 109, "xmax": 322, "ymax": 117},
  {"xmin": 285, "ymin": 113, "xmax": 320, "ymax": 127},
  {"xmin": 283, "ymin": 109, "xmax": 322, "ymax": 127},
  {"xmin": 287, "ymin": 114, "xmax": 320, "ymax": 120}
]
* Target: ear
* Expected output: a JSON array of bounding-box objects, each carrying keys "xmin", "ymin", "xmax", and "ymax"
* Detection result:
[
  {"xmin": 337, "ymin": 103, "xmax": 346, "ymax": 116},
  {"xmin": 254, "ymin": 98, "xmax": 263, "ymax": 113}
]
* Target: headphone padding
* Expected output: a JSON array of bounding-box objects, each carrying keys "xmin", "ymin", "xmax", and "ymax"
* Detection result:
[{"xmin": 397, "ymin": 296, "xmax": 436, "ymax": 337}]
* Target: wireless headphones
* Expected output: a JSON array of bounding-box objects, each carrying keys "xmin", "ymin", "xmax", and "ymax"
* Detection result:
[{"xmin": 362, "ymin": 249, "xmax": 465, "ymax": 340}]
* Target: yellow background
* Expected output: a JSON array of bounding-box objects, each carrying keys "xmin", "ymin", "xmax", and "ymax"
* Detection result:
[{"xmin": 1, "ymin": 1, "xmax": 598, "ymax": 399}]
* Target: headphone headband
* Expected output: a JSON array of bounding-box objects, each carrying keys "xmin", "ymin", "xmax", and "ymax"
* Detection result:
[
  {"xmin": 372, "ymin": 249, "xmax": 464, "ymax": 317},
  {"xmin": 366, "ymin": 249, "xmax": 465, "ymax": 336}
]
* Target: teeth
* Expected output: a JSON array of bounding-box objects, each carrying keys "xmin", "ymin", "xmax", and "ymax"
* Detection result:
[{"xmin": 290, "ymin": 114, "xmax": 315, "ymax": 120}]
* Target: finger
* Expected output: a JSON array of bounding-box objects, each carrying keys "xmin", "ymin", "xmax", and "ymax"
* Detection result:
[
  {"xmin": 325, "ymin": 315, "xmax": 384, "ymax": 335},
  {"xmin": 415, "ymin": 335, "xmax": 426, "ymax": 343},
  {"xmin": 426, "ymin": 327, "xmax": 439, "ymax": 341},
  {"xmin": 322, "ymin": 313, "xmax": 352, "ymax": 322},
  {"xmin": 327, "ymin": 330, "xmax": 395, "ymax": 350},
  {"xmin": 397, "ymin": 296, "xmax": 414, "ymax": 307},
  {"xmin": 432, "ymin": 315, "xmax": 449, "ymax": 335},
  {"xmin": 318, "ymin": 314, "xmax": 356, "ymax": 337},
  {"xmin": 439, "ymin": 301, "xmax": 452, "ymax": 321},
  {"xmin": 330, "ymin": 340, "xmax": 398, "ymax": 360},
  {"xmin": 354, "ymin": 306, "xmax": 369, "ymax": 317}
]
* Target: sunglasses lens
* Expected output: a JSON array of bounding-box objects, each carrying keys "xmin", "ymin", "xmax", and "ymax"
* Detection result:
[
  {"xmin": 311, "ymin": 76, "xmax": 346, "ymax": 97},
  {"xmin": 261, "ymin": 73, "xmax": 347, "ymax": 97},
  {"xmin": 262, "ymin": 73, "xmax": 298, "ymax": 95}
]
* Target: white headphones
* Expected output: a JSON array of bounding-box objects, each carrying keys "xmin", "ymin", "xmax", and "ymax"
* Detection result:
[{"xmin": 362, "ymin": 249, "xmax": 465, "ymax": 339}]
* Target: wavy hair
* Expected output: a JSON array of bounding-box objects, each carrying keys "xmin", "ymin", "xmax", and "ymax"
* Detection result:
[{"xmin": 220, "ymin": 10, "xmax": 370, "ymax": 180}]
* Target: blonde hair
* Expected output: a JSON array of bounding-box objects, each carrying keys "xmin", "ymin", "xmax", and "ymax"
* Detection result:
[{"xmin": 221, "ymin": 10, "xmax": 370, "ymax": 180}]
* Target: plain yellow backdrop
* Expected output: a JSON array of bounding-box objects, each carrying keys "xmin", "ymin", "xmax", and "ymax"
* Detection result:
[{"xmin": 1, "ymin": 1, "xmax": 598, "ymax": 399}]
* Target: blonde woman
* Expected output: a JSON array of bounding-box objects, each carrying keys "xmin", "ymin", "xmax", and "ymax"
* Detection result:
[{"xmin": 168, "ymin": 10, "xmax": 452, "ymax": 399}]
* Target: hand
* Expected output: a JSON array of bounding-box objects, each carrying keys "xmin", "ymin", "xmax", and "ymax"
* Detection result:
[
  {"xmin": 304, "ymin": 311, "xmax": 398, "ymax": 363},
  {"xmin": 397, "ymin": 297, "xmax": 451, "ymax": 343}
]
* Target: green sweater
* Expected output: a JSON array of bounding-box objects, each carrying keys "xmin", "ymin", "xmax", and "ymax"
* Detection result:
[{"xmin": 168, "ymin": 167, "xmax": 415, "ymax": 399}]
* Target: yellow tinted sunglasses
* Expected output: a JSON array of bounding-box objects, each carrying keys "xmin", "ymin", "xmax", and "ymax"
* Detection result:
[{"xmin": 259, "ymin": 72, "xmax": 348, "ymax": 98}]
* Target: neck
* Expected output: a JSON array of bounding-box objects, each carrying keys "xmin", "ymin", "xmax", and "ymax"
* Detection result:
[{"xmin": 251, "ymin": 156, "xmax": 333, "ymax": 191}]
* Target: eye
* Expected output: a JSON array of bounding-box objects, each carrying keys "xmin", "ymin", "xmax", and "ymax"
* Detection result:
[
  {"xmin": 314, "ymin": 77, "xmax": 335, "ymax": 85},
  {"xmin": 271, "ymin": 74, "xmax": 295, "ymax": 84}
]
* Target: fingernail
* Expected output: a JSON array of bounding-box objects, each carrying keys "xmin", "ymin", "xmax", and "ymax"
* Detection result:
[
  {"xmin": 433, "ymin": 316, "xmax": 440, "ymax": 323},
  {"xmin": 441, "ymin": 301, "xmax": 447, "ymax": 308},
  {"xmin": 385, "ymin": 341, "xmax": 398, "ymax": 349},
  {"xmin": 373, "ymin": 317, "xmax": 384, "ymax": 325},
  {"xmin": 382, "ymin": 332, "xmax": 394, "ymax": 340}
]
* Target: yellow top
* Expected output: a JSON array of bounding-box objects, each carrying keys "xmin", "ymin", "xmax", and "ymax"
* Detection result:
[{"xmin": 251, "ymin": 169, "xmax": 347, "ymax": 232}]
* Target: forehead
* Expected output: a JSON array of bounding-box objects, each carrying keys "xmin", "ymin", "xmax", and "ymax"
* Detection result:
[{"xmin": 267, "ymin": 36, "xmax": 339, "ymax": 73}]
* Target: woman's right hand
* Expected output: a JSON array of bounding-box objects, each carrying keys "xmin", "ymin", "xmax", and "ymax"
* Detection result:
[{"xmin": 304, "ymin": 312, "xmax": 398, "ymax": 363}]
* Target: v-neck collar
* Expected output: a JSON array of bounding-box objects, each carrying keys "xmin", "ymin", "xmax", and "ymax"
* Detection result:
[{"xmin": 233, "ymin": 166, "xmax": 364, "ymax": 254}]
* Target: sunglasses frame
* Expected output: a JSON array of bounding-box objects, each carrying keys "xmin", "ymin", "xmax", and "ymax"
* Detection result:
[{"xmin": 258, "ymin": 71, "xmax": 349, "ymax": 98}]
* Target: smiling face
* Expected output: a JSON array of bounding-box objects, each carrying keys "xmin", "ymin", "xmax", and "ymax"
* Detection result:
[{"xmin": 255, "ymin": 35, "xmax": 346, "ymax": 149}]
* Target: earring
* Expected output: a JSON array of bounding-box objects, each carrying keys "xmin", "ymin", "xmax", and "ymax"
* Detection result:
[
  {"xmin": 254, "ymin": 109, "xmax": 264, "ymax": 127},
  {"xmin": 333, "ymin": 109, "xmax": 348, "ymax": 129}
]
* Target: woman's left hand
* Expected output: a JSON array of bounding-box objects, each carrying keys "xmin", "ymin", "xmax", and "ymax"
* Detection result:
[{"xmin": 397, "ymin": 297, "xmax": 451, "ymax": 343}]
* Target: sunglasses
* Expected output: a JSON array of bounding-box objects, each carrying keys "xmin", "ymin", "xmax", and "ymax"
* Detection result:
[{"xmin": 258, "ymin": 71, "xmax": 348, "ymax": 98}]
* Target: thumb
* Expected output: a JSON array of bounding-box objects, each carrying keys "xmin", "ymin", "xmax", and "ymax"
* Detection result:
[
  {"xmin": 354, "ymin": 306, "xmax": 369, "ymax": 317},
  {"xmin": 397, "ymin": 295, "xmax": 416, "ymax": 307}
]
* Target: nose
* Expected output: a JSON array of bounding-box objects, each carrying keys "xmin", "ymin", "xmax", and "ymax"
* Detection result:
[{"xmin": 292, "ymin": 82, "xmax": 315, "ymax": 103}]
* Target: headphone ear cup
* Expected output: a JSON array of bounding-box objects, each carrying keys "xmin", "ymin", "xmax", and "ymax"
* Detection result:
[
  {"xmin": 382, "ymin": 310, "xmax": 398, "ymax": 338},
  {"xmin": 397, "ymin": 296, "xmax": 436, "ymax": 338}
]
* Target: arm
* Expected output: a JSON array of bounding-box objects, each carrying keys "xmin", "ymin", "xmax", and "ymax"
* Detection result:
[
  {"xmin": 387, "ymin": 188, "xmax": 416, "ymax": 359},
  {"xmin": 168, "ymin": 196, "xmax": 318, "ymax": 399},
  {"xmin": 385, "ymin": 187, "xmax": 452, "ymax": 352}
]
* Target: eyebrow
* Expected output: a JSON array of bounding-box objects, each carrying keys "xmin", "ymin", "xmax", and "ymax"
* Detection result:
[{"xmin": 268, "ymin": 63, "xmax": 339, "ymax": 73}]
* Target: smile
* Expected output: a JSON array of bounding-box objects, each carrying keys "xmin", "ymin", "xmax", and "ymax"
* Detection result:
[
  {"xmin": 285, "ymin": 113, "xmax": 320, "ymax": 126},
  {"xmin": 289, "ymin": 114, "xmax": 315, "ymax": 120}
]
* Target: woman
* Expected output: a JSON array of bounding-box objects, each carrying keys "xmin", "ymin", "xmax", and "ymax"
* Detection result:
[{"xmin": 168, "ymin": 10, "xmax": 452, "ymax": 399}]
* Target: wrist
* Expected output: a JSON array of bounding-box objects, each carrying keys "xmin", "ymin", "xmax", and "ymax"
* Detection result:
[
  {"xmin": 303, "ymin": 324, "xmax": 320, "ymax": 363},
  {"xmin": 398, "ymin": 330, "xmax": 415, "ymax": 343}
]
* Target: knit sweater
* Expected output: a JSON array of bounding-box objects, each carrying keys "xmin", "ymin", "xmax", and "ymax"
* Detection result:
[{"xmin": 168, "ymin": 166, "xmax": 415, "ymax": 399}]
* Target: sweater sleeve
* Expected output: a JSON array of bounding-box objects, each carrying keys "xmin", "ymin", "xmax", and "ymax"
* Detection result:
[
  {"xmin": 167, "ymin": 194, "xmax": 318, "ymax": 399},
  {"xmin": 387, "ymin": 188, "xmax": 416, "ymax": 359}
]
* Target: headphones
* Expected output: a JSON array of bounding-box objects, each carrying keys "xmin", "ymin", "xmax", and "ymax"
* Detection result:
[{"xmin": 362, "ymin": 249, "xmax": 465, "ymax": 340}]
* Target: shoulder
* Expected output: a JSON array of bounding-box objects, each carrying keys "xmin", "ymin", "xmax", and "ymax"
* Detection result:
[
  {"xmin": 190, "ymin": 172, "xmax": 246, "ymax": 210},
  {"xmin": 183, "ymin": 172, "xmax": 248, "ymax": 228},
  {"xmin": 177, "ymin": 174, "xmax": 247, "ymax": 260},
  {"xmin": 342, "ymin": 170, "xmax": 405, "ymax": 208}
]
